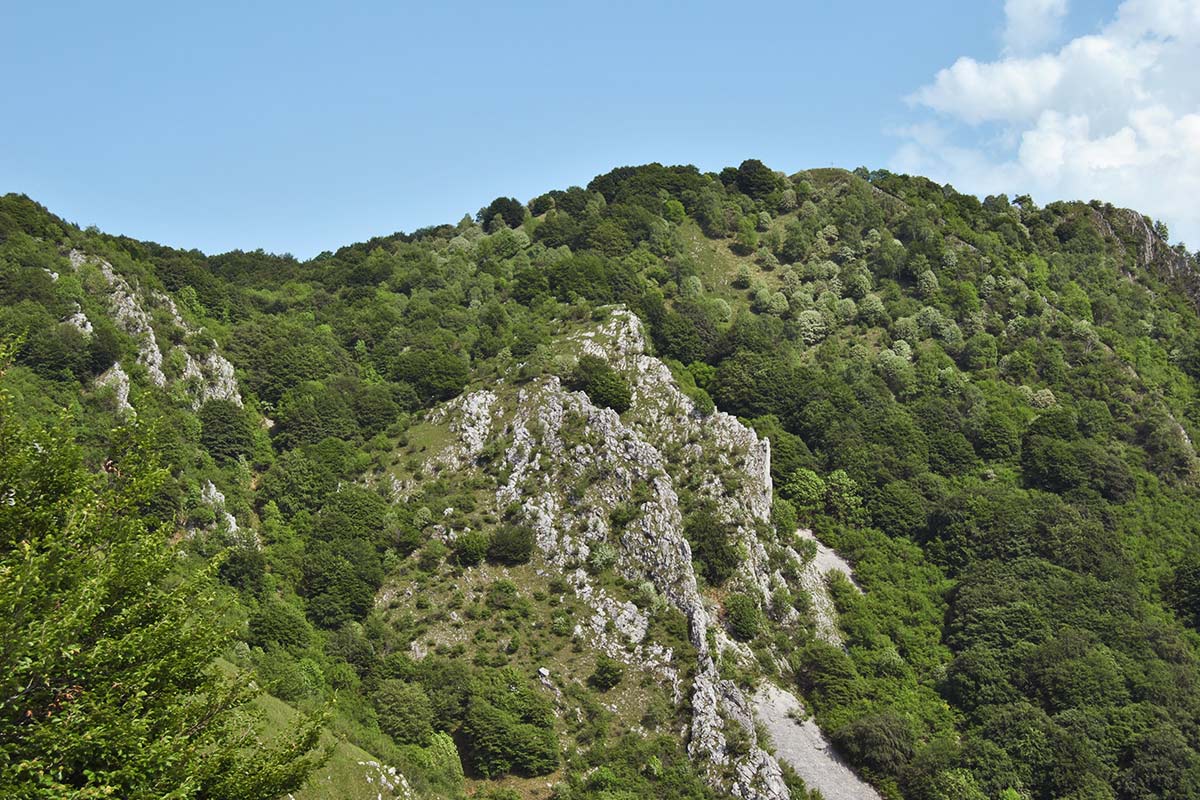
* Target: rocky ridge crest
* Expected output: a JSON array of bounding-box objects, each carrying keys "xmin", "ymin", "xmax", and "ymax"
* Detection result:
[{"xmin": 407, "ymin": 308, "xmax": 875, "ymax": 800}]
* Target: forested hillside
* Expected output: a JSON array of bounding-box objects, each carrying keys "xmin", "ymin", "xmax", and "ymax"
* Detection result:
[{"xmin": 3, "ymin": 160, "xmax": 1200, "ymax": 800}]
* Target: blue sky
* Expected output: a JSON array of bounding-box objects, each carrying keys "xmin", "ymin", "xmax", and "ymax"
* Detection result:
[{"xmin": 9, "ymin": 0, "xmax": 1197, "ymax": 258}]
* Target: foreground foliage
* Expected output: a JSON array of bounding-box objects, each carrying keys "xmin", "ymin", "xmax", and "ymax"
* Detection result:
[{"xmin": 0, "ymin": 359, "xmax": 326, "ymax": 798}]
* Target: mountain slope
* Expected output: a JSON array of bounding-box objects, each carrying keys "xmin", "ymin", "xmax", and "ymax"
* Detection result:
[{"xmin": 4, "ymin": 159, "xmax": 1200, "ymax": 800}]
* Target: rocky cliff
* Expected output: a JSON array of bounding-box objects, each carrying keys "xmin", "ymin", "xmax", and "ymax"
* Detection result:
[
  {"xmin": 394, "ymin": 307, "xmax": 876, "ymax": 800},
  {"xmin": 65, "ymin": 248, "xmax": 242, "ymax": 412},
  {"xmin": 1093, "ymin": 206, "xmax": 1200, "ymax": 310}
]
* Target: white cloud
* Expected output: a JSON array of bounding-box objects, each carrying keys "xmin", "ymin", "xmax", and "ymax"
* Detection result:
[
  {"xmin": 1004, "ymin": 0, "xmax": 1070, "ymax": 54},
  {"xmin": 895, "ymin": 0, "xmax": 1200, "ymax": 248},
  {"xmin": 910, "ymin": 54, "xmax": 1064, "ymax": 123}
]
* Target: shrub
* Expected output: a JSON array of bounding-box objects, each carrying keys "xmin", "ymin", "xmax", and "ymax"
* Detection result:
[
  {"xmin": 462, "ymin": 697, "xmax": 557, "ymax": 777},
  {"xmin": 417, "ymin": 540, "xmax": 447, "ymax": 572},
  {"xmin": 1170, "ymin": 556, "xmax": 1200, "ymax": 627},
  {"xmin": 486, "ymin": 580, "xmax": 519, "ymax": 610},
  {"xmin": 736, "ymin": 159, "xmax": 779, "ymax": 199},
  {"xmin": 248, "ymin": 598, "xmax": 312, "ymax": 653},
  {"xmin": 733, "ymin": 265, "xmax": 753, "ymax": 289},
  {"xmin": 782, "ymin": 468, "xmax": 825, "ymax": 514},
  {"xmin": 917, "ymin": 269, "xmax": 940, "ymax": 298},
  {"xmin": 199, "ymin": 399, "xmax": 254, "ymax": 463},
  {"xmin": 771, "ymin": 497, "xmax": 799, "ymax": 536},
  {"xmin": 872, "ymin": 481, "xmax": 927, "ymax": 538},
  {"xmin": 795, "ymin": 309, "xmax": 828, "ymax": 345},
  {"xmin": 488, "ymin": 524, "xmax": 534, "ymax": 565},
  {"xmin": 569, "ymin": 354, "xmax": 632, "ymax": 413},
  {"xmin": 684, "ymin": 508, "xmax": 739, "ymax": 586},
  {"xmin": 725, "ymin": 594, "xmax": 761, "ymax": 641},
  {"xmin": 386, "ymin": 346, "xmax": 469, "ymax": 404},
  {"xmin": 478, "ymin": 197, "xmax": 525, "ymax": 231},
  {"xmin": 374, "ymin": 680, "xmax": 435, "ymax": 745},
  {"xmin": 590, "ymin": 655, "xmax": 625, "ymax": 690},
  {"xmin": 831, "ymin": 711, "xmax": 915, "ymax": 778},
  {"xmin": 453, "ymin": 531, "xmax": 490, "ymax": 566},
  {"xmin": 587, "ymin": 541, "xmax": 618, "ymax": 574}
]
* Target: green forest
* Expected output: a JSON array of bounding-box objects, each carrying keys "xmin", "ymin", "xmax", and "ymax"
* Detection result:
[{"xmin": 3, "ymin": 159, "xmax": 1200, "ymax": 800}]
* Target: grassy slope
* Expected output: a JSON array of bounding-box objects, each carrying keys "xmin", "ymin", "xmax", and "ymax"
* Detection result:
[
  {"xmin": 253, "ymin": 691, "xmax": 389, "ymax": 800},
  {"xmin": 212, "ymin": 659, "xmax": 389, "ymax": 800}
]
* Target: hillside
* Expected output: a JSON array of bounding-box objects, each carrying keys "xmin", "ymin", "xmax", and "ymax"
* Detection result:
[{"xmin": 3, "ymin": 160, "xmax": 1200, "ymax": 800}]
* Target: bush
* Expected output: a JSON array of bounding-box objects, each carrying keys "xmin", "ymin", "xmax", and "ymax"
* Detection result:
[
  {"xmin": 771, "ymin": 497, "xmax": 798, "ymax": 536},
  {"xmin": 684, "ymin": 508, "xmax": 739, "ymax": 586},
  {"xmin": 725, "ymin": 594, "xmax": 761, "ymax": 641},
  {"xmin": 320, "ymin": 486, "xmax": 389, "ymax": 541},
  {"xmin": 586, "ymin": 541, "xmax": 618, "ymax": 574},
  {"xmin": 254, "ymin": 647, "xmax": 318, "ymax": 702},
  {"xmin": 478, "ymin": 197, "xmax": 526, "ymax": 231},
  {"xmin": 453, "ymin": 531, "xmax": 490, "ymax": 566},
  {"xmin": 782, "ymin": 468, "xmax": 825, "ymax": 515},
  {"xmin": 220, "ymin": 546, "xmax": 267, "ymax": 596},
  {"xmin": 386, "ymin": 346, "xmax": 469, "ymax": 404},
  {"xmin": 736, "ymin": 159, "xmax": 779, "ymax": 199},
  {"xmin": 248, "ymin": 598, "xmax": 312, "ymax": 653},
  {"xmin": 590, "ymin": 655, "xmax": 625, "ymax": 690},
  {"xmin": 199, "ymin": 399, "xmax": 254, "ymax": 463},
  {"xmin": 259, "ymin": 448, "xmax": 334, "ymax": 516},
  {"xmin": 486, "ymin": 580, "xmax": 519, "ymax": 610},
  {"xmin": 300, "ymin": 537, "xmax": 382, "ymax": 629},
  {"xmin": 488, "ymin": 524, "xmax": 534, "ymax": 565},
  {"xmin": 569, "ymin": 354, "xmax": 632, "ymax": 413},
  {"xmin": 462, "ymin": 697, "xmax": 557, "ymax": 777},
  {"xmin": 417, "ymin": 540, "xmax": 447, "ymax": 573},
  {"xmin": 374, "ymin": 680, "xmax": 435, "ymax": 745},
  {"xmin": 872, "ymin": 481, "xmax": 927, "ymax": 538},
  {"xmin": 1171, "ymin": 556, "xmax": 1200, "ymax": 627},
  {"xmin": 452, "ymin": 667, "xmax": 558, "ymax": 777},
  {"xmin": 832, "ymin": 711, "xmax": 915, "ymax": 778}
]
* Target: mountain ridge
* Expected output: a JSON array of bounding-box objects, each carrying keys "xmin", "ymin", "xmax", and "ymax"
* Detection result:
[{"xmin": 4, "ymin": 160, "xmax": 1200, "ymax": 800}]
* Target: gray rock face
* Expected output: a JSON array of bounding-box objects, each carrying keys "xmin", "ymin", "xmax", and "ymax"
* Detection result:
[
  {"xmin": 1092, "ymin": 207, "xmax": 1200, "ymax": 308},
  {"xmin": 200, "ymin": 480, "xmax": 240, "ymax": 536},
  {"xmin": 430, "ymin": 389, "xmax": 497, "ymax": 464},
  {"xmin": 180, "ymin": 348, "xmax": 243, "ymax": 409},
  {"xmin": 406, "ymin": 307, "xmax": 880, "ymax": 800},
  {"xmin": 67, "ymin": 249, "xmax": 242, "ymax": 409},
  {"xmin": 69, "ymin": 249, "xmax": 168, "ymax": 387},
  {"xmin": 581, "ymin": 312, "xmax": 803, "ymax": 626},
  {"xmin": 63, "ymin": 303, "xmax": 93, "ymax": 337},
  {"xmin": 94, "ymin": 363, "xmax": 133, "ymax": 414}
]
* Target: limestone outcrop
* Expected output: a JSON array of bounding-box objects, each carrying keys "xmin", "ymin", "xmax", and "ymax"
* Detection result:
[
  {"xmin": 66, "ymin": 249, "xmax": 242, "ymax": 410},
  {"xmin": 406, "ymin": 307, "xmax": 872, "ymax": 800}
]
